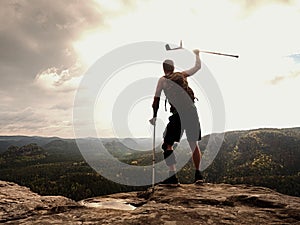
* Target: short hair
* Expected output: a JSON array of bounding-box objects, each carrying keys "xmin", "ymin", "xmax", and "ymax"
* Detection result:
[{"xmin": 163, "ymin": 59, "xmax": 174, "ymax": 73}]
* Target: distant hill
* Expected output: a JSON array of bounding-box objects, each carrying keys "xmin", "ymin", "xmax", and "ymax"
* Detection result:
[
  {"xmin": 0, "ymin": 127, "xmax": 299, "ymax": 200},
  {"xmin": 202, "ymin": 127, "xmax": 300, "ymax": 197},
  {"xmin": 0, "ymin": 136, "xmax": 61, "ymax": 153},
  {"xmin": 0, "ymin": 143, "xmax": 47, "ymax": 164}
]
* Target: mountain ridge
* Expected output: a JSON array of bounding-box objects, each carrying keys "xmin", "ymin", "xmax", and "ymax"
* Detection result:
[{"xmin": 0, "ymin": 127, "xmax": 299, "ymax": 200}]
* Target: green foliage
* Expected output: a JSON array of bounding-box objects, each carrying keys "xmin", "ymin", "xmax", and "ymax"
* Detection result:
[
  {"xmin": 0, "ymin": 127, "xmax": 299, "ymax": 200},
  {"xmin": 0, "ymin": 141, "xmax": 146, "ymax": 201},
  {"xmin": 204, "ymin": 128, "xmax": 300, "ymax": 197}
]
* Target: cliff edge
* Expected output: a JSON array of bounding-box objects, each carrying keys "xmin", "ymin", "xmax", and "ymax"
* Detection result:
[{"xmin": 1, "ymin": 180, "xmax": 300, "ymax": 224}]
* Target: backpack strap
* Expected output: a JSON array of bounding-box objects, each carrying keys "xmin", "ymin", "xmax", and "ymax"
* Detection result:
[
  {"xmin": 164, "ymin": 75, "xmax": 169, "ymax": 111},
  {"xmin": 165, "ymin": 99, "xmax": 167, "ymax": 111}
]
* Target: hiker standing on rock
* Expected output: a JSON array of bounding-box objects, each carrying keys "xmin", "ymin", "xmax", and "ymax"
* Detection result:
[{"xmin": 149, "ymin": 49, "xmax": 203, "ymax": 185}]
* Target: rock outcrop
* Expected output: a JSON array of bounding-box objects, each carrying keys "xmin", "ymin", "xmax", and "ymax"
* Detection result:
[{"xmin": 1, "ymin": 180, "xmax": 300, "ymax": 224}]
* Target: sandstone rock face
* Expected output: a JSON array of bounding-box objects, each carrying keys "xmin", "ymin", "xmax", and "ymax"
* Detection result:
[
  {"xmin": 0, "ymin": 181, "xmax": 78, "ymax": 224},
  {"xmin": 1, "ymin": 180, "xmax": 300, "ymax": 224}
]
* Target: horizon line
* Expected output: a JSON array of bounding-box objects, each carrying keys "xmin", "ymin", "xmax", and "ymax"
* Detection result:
[{"xmin": 0, "ymin": 126, "xmax": 299, "ymax": 139}]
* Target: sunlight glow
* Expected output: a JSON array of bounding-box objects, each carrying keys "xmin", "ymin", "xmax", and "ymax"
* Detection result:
[{"xmin": 73, "ymin": 0, "xmax": 300, "ymax": 137}]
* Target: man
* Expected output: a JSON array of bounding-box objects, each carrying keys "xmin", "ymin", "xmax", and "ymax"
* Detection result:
[{"xmin": 149, "ymin": 49, "xmax": 203, "ymax": 185}]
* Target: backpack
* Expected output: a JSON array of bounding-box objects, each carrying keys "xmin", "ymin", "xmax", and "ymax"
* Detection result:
[{"xmin": 163, "ymin": 72, "xmax": 196, "ymax": 111}]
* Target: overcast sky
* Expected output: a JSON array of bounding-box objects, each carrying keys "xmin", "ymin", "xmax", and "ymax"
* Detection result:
[{"xmin": 1, "ymin": 0, "xmax": 300, "ymax": 138}]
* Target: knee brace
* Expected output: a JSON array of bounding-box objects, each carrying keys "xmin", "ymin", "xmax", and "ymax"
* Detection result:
[{"xmin": 163, "ymin": 150, "xmax": 177, "ymax": 166}]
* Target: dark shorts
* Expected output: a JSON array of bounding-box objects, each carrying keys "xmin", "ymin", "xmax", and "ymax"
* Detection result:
[{"xmin": 163, "ymin": 106, "xmax": 201, "ymax": 145}]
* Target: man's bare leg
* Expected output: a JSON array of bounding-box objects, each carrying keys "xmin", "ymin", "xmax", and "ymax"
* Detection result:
[
  {"xmin": 188, "ymin": 141, "xmax": 203, "ymax": 182},
  {"xmin": 188, "ymin": 141, "xmax": 201, "ymax": 170}
]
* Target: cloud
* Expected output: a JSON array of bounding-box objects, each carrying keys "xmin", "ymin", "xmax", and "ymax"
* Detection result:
[
  {"xmin": 1, "ymin": 0, "xmax": 300, "ymax": 137},
  {"xmin": 0, "ymin": 107, "xmax": 73, "ymax": 138},
  {"xmin": 0, "ymin": 0, "xmax": 107, "ymax": 137},
  {"xmin": 269, "ymin": 70, "xmax": 300, "ymax": 85},
  {"xmin": 266, "ymin": 53, "xmax": 300, "ymax": 85},
  {"xmin": 231, "ymin": 0, "xmax": 294, "ymax": 12},
  {"xmin": 0, "ymin": 107, "xmax": 48, "ymax": 131},
  {"xmin": 50, "ymin": 103, "xmax": 74, "ymax": 111},
  {"xmin": 34, "ymin": 62, "xmax": 82, "ymax": 92},
  {"xmin": 288, "ymin": 54, "xmax": 300, "ymax": 64},
  {"xmin": 269, "ymin": 76, "xmax": 286, "ymax": 85},
  {"xmin": 0, "ymin": 0, "xmax": 103, "ymax": 90}
]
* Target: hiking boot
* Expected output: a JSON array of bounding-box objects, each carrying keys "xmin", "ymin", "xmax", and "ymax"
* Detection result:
[
  {"xmin": 194, "ymin": 170, "xmax": 204, "ymax": 184},
  {"xmin": 161, "ymin": 173, "xmax": 179, "ymax": 185}
]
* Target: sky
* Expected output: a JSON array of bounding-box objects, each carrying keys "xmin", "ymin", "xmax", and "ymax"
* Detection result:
[{"xmin": 0, "ymin": 0, "xmax": 300, "ymax": 138}]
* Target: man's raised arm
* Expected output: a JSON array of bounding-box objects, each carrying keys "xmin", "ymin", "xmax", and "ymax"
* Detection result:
[{"xmin": 183, "ymin": 49, "xmax": 201, "ymax": 78}]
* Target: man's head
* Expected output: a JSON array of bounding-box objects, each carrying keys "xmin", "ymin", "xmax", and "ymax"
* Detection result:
[{"xmin": 163, "ymin": 59, "xmax": 174, "ymax": 74}]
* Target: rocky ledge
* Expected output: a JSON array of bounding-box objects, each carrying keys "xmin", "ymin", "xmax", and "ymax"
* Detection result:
[{"xmin": 1, "ymin": 180, "xmax": 300, "ymax": 224}]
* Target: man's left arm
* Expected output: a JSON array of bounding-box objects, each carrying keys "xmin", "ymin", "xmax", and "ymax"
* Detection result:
[
  {"xmin": 182, "ymin": 49, "xmax": 201, "ymax": 78},
  {"xmin": 149, "ymin": 77, "xmax": 163, "ymax": 125}
]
